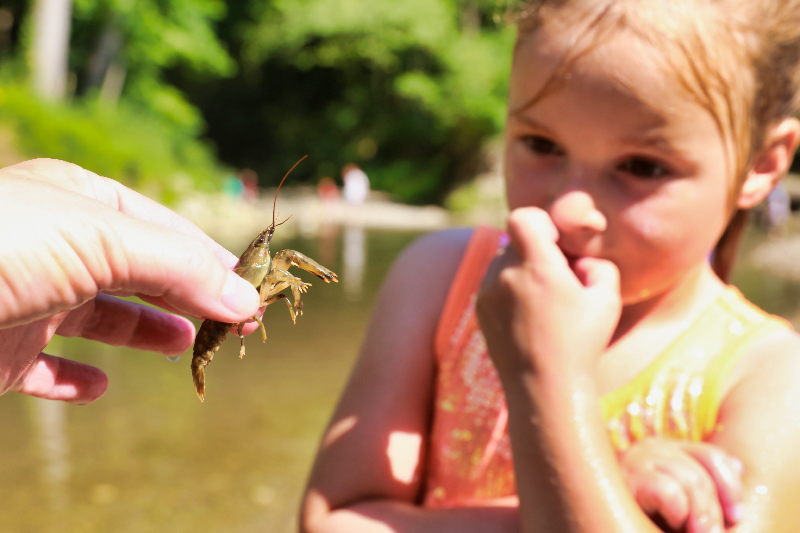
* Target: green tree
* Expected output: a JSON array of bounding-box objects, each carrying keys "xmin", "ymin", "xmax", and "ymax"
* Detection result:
[
  {"xmin": 0, "ymin": 0, "xmax": 236, "ymax": 199},
  {"xmin": 173, "ymin": 0, "xmax": 519, "ymax": 203},
  {"xmin": 70, "ymin": 0, "xmax": 235, "ymax": 130}
]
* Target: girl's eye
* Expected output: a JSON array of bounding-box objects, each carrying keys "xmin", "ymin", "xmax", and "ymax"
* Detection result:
[
  {"xmin": 618, "ymin": 157, "xmax": 669, "ymax": 178},
  {"xmin": 522, "ymin": 135, "xmax": 563, "ymax": 156}
]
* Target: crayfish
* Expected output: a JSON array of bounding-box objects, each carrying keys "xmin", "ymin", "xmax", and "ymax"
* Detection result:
[{"xmin": 191, "ymin": 156, "xmax": 338, "ymax": 401}]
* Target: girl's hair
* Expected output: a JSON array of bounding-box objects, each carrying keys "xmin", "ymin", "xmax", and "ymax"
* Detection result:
[{"xmin": 513, "ymin": 0, "xmax": 800, "ymax": 281}]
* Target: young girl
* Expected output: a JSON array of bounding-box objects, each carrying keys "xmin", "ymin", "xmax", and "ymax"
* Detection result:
[{"xmin": 299, "ymin": 1, "xmax": 800, "ymax": 532}]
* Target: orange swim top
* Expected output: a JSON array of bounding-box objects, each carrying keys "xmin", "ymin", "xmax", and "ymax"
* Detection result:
[{"xmin": 422, "ymin": 226, "xmax": 791, "ymax": 508}]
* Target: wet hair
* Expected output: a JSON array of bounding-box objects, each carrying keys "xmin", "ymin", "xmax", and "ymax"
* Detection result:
[{"xmin": 513, "ymin": 0, "xmax": 800, "ymax": 281}]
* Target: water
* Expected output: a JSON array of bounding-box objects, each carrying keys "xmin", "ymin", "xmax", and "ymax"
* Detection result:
[
  {"xmin": 0, "ymin": 224, "xmax": 798, "ymax": 533},
  {"xmin": 0, "ymin": 229, "xmax": 419, "ymax": 533},
  {"xmin": 730, "ymin": 225, "xmax": 800, "ymax": 328}
]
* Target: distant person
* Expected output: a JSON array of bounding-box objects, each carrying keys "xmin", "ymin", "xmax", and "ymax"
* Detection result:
[
  {"xmin": 300, "ymin": 1, "xmax": 800, "ymax": 533},
  {"xmin": 317, "ymin": 177, "xmax": 341, "ymax": 266},
  {"xmin": 223, "ymin": 174, "xmax": 244, "ymax": 198},
  {"xmin": 238, "ymin": 168, "xmax": 259, "ymax": 202},
  {"xmin": 0, "ymin": 158, "xmax": 260, "ymax": 404},
  {"xmin": 316, "ymin": 176, "xmax": 340, "ymax": 203},
  {"xmin": 765, "ymin": 181, "xmax": 791, "ymax": 232},
  {"xmin": 341, "ymin": 164, "xmax": 369, "ymax": 205}
]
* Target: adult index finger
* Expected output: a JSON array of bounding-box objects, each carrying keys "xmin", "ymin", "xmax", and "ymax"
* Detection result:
[
  {"xmin": 85, "ymin": 211, "xmax": 261, "ymax": 324},
  {"xmin": 0, "ymin": 159, "xmax": 239, "ymax": 269},
  {"xmin": 0, "ymin": 198, "xmax": 259, "ymax": 328}
]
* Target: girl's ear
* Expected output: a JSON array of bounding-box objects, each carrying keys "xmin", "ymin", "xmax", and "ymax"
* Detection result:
[{"xmin": 737, "ymin": 117, "xmax": 800, "ymax": 209}]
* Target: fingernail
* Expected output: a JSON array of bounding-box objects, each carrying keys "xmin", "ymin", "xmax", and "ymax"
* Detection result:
[{"xmin": 221, "ymin": 271, "xmax": 259, "ymax": 316}]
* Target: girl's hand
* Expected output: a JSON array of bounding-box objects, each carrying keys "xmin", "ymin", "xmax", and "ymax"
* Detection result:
[
  {"xmin": 621, "ymin": 438, "xmax": 745, "ymax": 533},
  {"xmin": 477, "ymin": 207, "xmax": 621, "ymax": 378}
]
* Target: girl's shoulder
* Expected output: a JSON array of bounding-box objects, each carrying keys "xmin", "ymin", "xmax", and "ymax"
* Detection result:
[
  {"xmin": 398, "ymin": 227, "xmax": 475, "ymax": 267},
  {"xmin": 727, "ymin": 323, "xmax": 800, "ymax": 393},
  {"xmin": 391, "ymin": 226, "xmax": 504, "ymax": 313},
  {"xmin": 386, "ymin": 227, "xmax": 480, "ymax": 299},
  {"xmin": 372, "ymin": 228, "xmax": 477, "ymax": 342}
]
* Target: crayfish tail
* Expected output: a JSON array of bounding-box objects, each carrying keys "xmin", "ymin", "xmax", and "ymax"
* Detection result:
[
  {"xmin": 191, "ymin": 357, "xmax": 207, "ymax": 402},
  {"xmin": 191, "ymin": 319, "xmax": 231, "ymax": 402}
]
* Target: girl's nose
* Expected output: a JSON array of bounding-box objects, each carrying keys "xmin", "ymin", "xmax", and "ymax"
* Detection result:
[{"xmin": 547, "ymin": 190, "xmax": 607, "ymax": 236}]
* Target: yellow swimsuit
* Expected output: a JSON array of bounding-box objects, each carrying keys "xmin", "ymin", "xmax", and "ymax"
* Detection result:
[{"xmin": 423, "ymin": 226, "xmax": 791, "ymax": 508}]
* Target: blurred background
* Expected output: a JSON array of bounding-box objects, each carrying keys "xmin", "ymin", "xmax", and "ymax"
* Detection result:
[
  {"xmin": 1, "ymin": 1, "xmax": 800, "ymax": 532},
  {"xmin": 0, "ymin": 0, "xmax": 517, "ymax": 206}
]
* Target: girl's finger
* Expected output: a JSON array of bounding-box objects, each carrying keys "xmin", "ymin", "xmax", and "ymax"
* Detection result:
[
  {"xmin": 13, "ymin": 353, "xmax": 108, "ymax": 404},
  {"xmin": 684, "ymin": 443, "xmax": 746, "ymax": 525},
  {"xmin": 659, "ymin": 460, "xmax": 726, "ymax": 533},
  {"xmin": 506, "ymin": 208, "xmax": 565, "ymax": 268},
  {"xmin": 573, "ymin": 256, "xmax": 619, "ymax": 291},
  {"xmin": 633, "ymin": 469, "xmax": 690, "ymax": 531}
]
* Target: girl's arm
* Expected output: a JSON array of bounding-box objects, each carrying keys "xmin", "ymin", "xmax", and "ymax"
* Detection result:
[
  {"xmin": 476, "ymin": 208, "xmax": 800, "ymax": 533},
  {"xmin": 706, "ymin": 329, "xmax": 800, "ymax": 533},
  {"xmin": 300, "ymin": 228, "xmax": 520, "ymax": 533}
]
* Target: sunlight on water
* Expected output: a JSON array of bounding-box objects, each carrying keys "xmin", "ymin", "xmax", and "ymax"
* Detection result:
[
  {"xmin": 0, "ymin": 230, "xmax": 419, "ymax": 533},
  {"xmin": 0, "ymin": 224, "xmax": 798, "ymax": 532}
]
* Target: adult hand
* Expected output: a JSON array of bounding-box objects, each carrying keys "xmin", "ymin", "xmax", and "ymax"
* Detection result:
[
  {"xmin": 477, "ymin": 207, "xmax": 621, "ymax": 379},
  {"xmin": 0, "ymin": 159, "xmax": 261, "ymax": 404},
  {"xmin": 621, "ymin": 438, "xmax": 745, "ymax": 533}
]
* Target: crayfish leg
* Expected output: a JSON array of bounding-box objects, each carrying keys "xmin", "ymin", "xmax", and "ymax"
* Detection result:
[
  {"xmin": 253, "ymin": 314, "xmax": 267, "ymax": 341},
  {"xmin": 237, "ymin": 322, "xmax": 247, "ymax": 358},
  {"xmin": 264, "ymin": 293, "xmax": 296, "ymax": 325},
  {"xmin": 261, "ymin": 281, "xmax": 301, "ymax": 324}
]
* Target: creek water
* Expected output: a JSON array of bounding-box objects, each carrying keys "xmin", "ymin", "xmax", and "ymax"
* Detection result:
[
  {"xmin": 0, "ymin": 228, "xmax": 418, "ymax": 533},
  {"xmin": 0, "ymin": 224, "xmax": 797, "ymax": 533}
]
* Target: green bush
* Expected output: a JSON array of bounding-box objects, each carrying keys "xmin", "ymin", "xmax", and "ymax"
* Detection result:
[{"xmin": 0, "ymin": 83, "xmax": 225, "ymax": 203}]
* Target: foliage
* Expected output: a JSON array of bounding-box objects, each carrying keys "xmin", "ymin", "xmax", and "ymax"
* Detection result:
[
  {"xmin": 4, "ymin": 0, "xmax": 522, "ymax": 204},
  {"xmin": 0, "ymin": 0, "xmax": 235, "ymax": 202},
  {"xmin": 171, "ymin": 0, "xmax": 519, "ymax": 204},
  {"xmin": 0, "ymin": 82, "xmax": 223, "ymax": 203},
  {"xmin": 69, "ymin": 0, "xmax": 235, "ymax": 131}
]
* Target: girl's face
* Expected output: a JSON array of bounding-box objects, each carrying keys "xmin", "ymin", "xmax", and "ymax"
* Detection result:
[{"xmin": 505, "ymin": 22, "xmax": 734, "ymax": 304}]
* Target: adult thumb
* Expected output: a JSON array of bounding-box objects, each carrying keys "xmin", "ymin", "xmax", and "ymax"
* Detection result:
[{"xmin": 14, "ymin": 353, "xmax": 108, "ymax": 404}]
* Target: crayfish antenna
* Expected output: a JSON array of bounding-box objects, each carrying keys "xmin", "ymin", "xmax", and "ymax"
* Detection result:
[{"xmin": 273, "ymin": 155, "xmax": 307, "ymax": 228}]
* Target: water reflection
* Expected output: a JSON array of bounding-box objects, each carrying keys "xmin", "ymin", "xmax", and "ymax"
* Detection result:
[
  {"xmin": 0, "ymin": 225, "xmax": 796, "ymax": 533},
  {"xmin": 0, "ymin": 229, "xmax": 421, "ymax": 533},
  {"xmin": 33, "ymin": 397, "xmax": 69, "ymax": 510},
  {"xmin": 343, "ymin": 225, "xmax": 366, "ymax": 301},
  {"xmin": 317, "ymin": 218, "xmax": 339, "ymax": 268}
]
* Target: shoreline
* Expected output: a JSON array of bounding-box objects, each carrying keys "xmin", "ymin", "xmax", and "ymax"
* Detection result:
[{"xmin": 175, "ymin": 190, "xmax": 454, "ymax": 249}]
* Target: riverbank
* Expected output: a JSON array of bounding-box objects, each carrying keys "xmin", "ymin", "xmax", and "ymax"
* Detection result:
[{"xmin": 175, "ymin": 189, "xmax": 453, "ymax": 250}]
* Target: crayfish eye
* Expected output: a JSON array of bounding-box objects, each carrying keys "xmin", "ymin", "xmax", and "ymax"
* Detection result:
[{"xmin": 257, "ymin": 237, "xmax": 265, "ymax": 244}]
